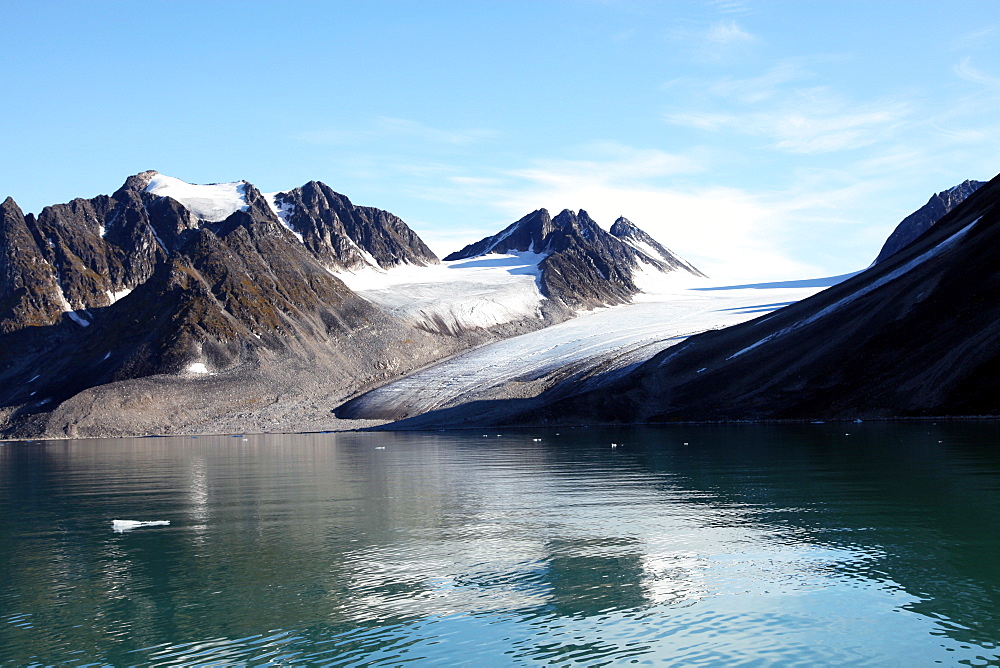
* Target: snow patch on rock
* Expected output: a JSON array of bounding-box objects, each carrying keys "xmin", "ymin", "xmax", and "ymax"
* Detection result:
[
  {"xmin": 263, "ymin": 192, "xmax": 303, "ymax": 243},
  {"xmin": 146, "ymin": 174, "xmax": 249, "ymax": 223}
]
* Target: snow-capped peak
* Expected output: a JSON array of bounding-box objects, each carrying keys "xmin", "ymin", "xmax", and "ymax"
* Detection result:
[{"xmin": 145, "ymin": 173, "xmax": 250, "ymax": 223}]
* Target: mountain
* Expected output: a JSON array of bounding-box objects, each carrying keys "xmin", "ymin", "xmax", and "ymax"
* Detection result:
[
  {"xmin": 609, "ymin": 217, "xmax": 705, "ymax": 276},
  {"xmin": 873, "ymin": 179, "xmax": 985, "ymax": 264},
  {"xmin": 444, "ymin": 209, "xmax": 704, "ymax": 309},
  {"xmin": 492, "ymin": 172, "xmax": 1000, "ymax": 424},
  {"xmin": 0, "ymin": 172, "xmax": 461, "ymax": 438}
]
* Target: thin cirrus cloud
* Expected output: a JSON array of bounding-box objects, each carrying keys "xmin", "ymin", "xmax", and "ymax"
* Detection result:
[
  {"xmin": 954, "ymin": 57, "xmax": 1000, "ymax": 89},
  {"xmin": 666, "ymin": 83, "xmax": 911, "ymax": 155},
  {"xmin": 669, "ymin": 19, "xmax": 758, "ymax": 63},
  {"xmin": 705, "ymin": 20, "xmax": 756, "ymax": 47}
]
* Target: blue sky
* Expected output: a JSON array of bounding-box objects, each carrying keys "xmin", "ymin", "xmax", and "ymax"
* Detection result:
[{"xmin": 3, "ymin": 1, "xmax": 1000, "ymax": 279}]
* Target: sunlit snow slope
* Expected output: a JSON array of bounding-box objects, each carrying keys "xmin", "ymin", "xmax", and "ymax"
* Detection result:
[
  {"xmin": 145, "ymin": 174, "xmax": 249, "ymax": 222},
  {"xmin": 338, "ymin": 271, "xmax": 856, "ymax": 420},
  {"xmin": 337, "ymin": 252, "xmax": 547, "ymax": 334}
]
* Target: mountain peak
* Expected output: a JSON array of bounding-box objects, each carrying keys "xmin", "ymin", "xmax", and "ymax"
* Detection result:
[
  {"xmin": 117, "ymin": 170, "xmax": 160, "ymax": 194},
  {"xmin": 874, "ymin": 179, "xmax": 987, "ymax": 264},
  {"xmin": 445, "ymin": 209, "xmax": 704, "ymax": 309}
]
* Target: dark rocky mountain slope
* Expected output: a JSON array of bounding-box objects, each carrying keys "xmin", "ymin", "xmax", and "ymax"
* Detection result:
[
  {"xmin": 0, "ymin": 173, "xmax": 460, "ymax": 438},
  {"xmin": 445, "ymin": 209, "xmax": 703, "ymax": 309},
  {"xmin": 273, "ymin": 180, "xmax": 438, "ymax": 271},
  {"xmin": 874, "ymin": 179, "xmax": 985, "ymax": 264},
  {"xmin": 496, "ymin": 172, "xmax": 1000, "ymax": 424}
]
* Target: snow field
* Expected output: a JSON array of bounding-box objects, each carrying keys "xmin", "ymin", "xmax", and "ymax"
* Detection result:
[
  {"xmin": 146, "ymin": 174, "xmax": 249, "ymax": 223},
  {"xmin": 337, "ymin": 252, "xmax": 548, "ymax": 333},
  {"xmin": 344, "ymin": 272, "xmax": 846, "ymax": 418}
]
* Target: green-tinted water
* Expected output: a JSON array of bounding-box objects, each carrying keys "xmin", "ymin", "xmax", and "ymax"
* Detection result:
[{"xmin": 3, "ymin": 423, "xmax": 1000, "ymax": 665}]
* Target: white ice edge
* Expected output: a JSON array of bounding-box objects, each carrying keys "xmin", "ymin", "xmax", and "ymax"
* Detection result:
[{"xmin": 112, "ymin": 519, "xmax": 170, "ymax": 533}]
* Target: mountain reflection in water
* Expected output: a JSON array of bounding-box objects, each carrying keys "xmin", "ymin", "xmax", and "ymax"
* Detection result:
[{"xmin": 2, "ymin": 423, "xmax": 1000, "ymax": 665}]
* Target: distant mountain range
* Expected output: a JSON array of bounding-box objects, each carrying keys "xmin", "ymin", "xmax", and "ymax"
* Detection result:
[{"xmin": 0, "ymin": 171, "xmax": 696, "ymax": 437}]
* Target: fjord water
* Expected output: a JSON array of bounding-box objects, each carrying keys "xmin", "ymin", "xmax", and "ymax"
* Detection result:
[{"xmin": 3, "ymin": 425, "xmax": 1000, "ymax": 666}]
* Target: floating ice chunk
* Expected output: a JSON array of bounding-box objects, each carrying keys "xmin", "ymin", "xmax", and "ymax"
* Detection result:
[{"xmin": 112, "ymin": 519, "xmax": 170, "ymax": 533}]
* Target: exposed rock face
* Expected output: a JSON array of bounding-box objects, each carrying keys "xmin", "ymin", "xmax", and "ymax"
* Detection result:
[
  {"xmin": 445, "ymin": 209, "xmax": 702, "ymax": 309},
  {"xmin": 0, "ymin": 172, "xmax": 456, "ymax": 438},
  {"xmin": 273, "ymin": 181, "xmax": 438, "ymax": 270},
  {"xmin": 874, "ymin": 180, "xmax": 985, "ymax": 264},
  {"xmin": 609, "ymin": 217, "xmax": 706, "ymax": 277},
  {"xmin": 503, "ymin": 173, "xmax": 1000, "ymax": 424},
  {"xmin": 0, "ymin": 198, "xmax": 68, "ymax": 332}
]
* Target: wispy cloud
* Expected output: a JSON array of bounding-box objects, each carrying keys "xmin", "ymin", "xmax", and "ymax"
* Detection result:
[
  {"xmin": 954, "ymin": 57, "xmax": 1000, "ymax": 89},
  {"xmin": 666, "ymin": 61, "xmax": 912, "ymax": 154},
  {"xmin": 509, "ymin": 142, "xmax": 705, "ymax": 186},
  {"xmin": 667, "ymin": 102, "xmax": 908, "ymax": 154},
  {"xmin": 669, "ymin": 18, "xmax": 758, "ymax": 63},
  {"xmin": 405, "ymin": 143, "xmax": 855, "ymax": 280},
  {"xmin": 705, "ymin": 20, "xmax": 755, "ymax": 46}
]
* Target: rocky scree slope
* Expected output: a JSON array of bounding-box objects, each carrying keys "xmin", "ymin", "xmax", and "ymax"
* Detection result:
[
  {"xmin": 445, "ymin": 208, "xmax": 704, "ymax": 310},
  {"xmin": 0, "ymin": 172, "xmax": 462, "ymax": 438},
  {"xmin": 495, "ymin": 172, "xmax": 1000, "ymax": 424}
]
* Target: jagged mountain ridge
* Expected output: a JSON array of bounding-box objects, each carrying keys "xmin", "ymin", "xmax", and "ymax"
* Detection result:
[
  {"xmin": 0, "ymin": 171, "xmax": 440, "ymax": 335},
  {"xmin": 493, "ymin": 172, "xmax": 1000, "ymax": 424},
  {"xmin": 445, "ymin": 208, "xmax": 703, "ymax": 309},
  {"xmin": 874, "ymin": 179, "xmax": 985, "ymax": 264},
  {"xmin": 0, "ymin": 172, "xmax": 458, "ymax": 437}
]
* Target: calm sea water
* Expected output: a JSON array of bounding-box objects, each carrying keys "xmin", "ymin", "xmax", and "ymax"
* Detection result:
[{"xmin": 3, "ymin": 423, "xmax": 1000, "ymax": 666}]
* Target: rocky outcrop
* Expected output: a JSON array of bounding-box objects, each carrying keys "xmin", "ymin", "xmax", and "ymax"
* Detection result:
[
  {"xmin": 445, "ymin": 209, "xmax": 702, "ymax": 309},
  {"xmin": 273, "ymin": 181, "xmax": 438, "ymax": 271},
  {"xmin": 874, "ymin": 179, "xmax": 985, "ymax": 264},
  {"xmin": 609, "ymin": 217, "xmax": 706, "ymax": 277},
  {"xmin": 0, "ymin": 198, "xmax": 67, "ymax": 332}
]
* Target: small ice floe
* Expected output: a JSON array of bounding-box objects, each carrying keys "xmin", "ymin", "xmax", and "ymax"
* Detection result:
[
  {"xmin": 112, "ymin": 519, "xmax": 170, "ymax": 533},
  {"xmin": 375, "ymin": 446, "xmax": 386, "ymax": 450},
  {"xmin": 532, "ymin": 438, "xmax": 542, "ymax": 442},
  {"xmin": 854, "ymin": 418, "xmax": 863, "ymax": 423}
]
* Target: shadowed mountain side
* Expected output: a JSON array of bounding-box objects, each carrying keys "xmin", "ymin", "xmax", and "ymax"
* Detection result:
[
  {"xmin": 382, "ymin": 171, "xmax": 1000, "ymax": 427},
  {"xmin": 874, "ymin": 179, "xmax": 985, "ymax": 265}
]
